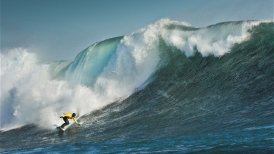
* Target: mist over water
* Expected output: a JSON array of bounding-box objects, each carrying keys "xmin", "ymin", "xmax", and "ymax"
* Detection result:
[{"xmin": 1, "ymin": 19, "xmax": 273, "ymax": 153}]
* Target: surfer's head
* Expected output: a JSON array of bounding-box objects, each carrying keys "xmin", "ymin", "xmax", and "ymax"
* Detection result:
[{"xmin": 72, "ymin": 113, "xmax": 76, "ymax": 117}]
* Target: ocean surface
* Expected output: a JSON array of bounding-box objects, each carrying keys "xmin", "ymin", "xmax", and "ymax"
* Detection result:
[{"xmin": 1, "ymin": 19, "xmax": 274, "ymax": 153}]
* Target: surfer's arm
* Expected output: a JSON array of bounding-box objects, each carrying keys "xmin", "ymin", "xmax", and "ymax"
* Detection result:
[{"xmin": 73, "ymin": 117, "xmax": 80, "ymax": 125}]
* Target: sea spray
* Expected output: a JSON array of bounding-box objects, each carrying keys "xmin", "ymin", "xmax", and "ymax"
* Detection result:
[{"xmin": 0, "ymin": 49, "xmax": 106, "ymax": 129}]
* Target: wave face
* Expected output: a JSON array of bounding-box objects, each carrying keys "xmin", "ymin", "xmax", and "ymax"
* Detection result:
[{"xmin": 0, "ymin": 19, "xmax": 274, "ymax": 153}]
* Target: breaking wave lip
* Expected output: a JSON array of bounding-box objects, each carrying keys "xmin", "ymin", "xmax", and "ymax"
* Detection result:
[{"xmin": 0, "ymin": 19, "xmax": 271, "ymax": 131}]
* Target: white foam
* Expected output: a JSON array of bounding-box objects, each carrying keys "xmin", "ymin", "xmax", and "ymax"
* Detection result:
[
  {"xmin": 160, "ymin": 20, "xmax": 265, "ymax": 57},
  {"xmin": 0, "ymin": 49, "xmax": 110, "ymax": 130}
]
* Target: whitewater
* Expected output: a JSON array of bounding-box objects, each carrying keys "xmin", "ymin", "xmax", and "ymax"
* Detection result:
[{"xmin": 1, "ymin": 19, "xmax": 274, "ymax": 153}]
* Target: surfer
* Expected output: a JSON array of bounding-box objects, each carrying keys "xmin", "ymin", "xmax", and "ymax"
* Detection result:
[{"xmin": 59, "ymin": 113, "xmax": 80, "ymax": 130}]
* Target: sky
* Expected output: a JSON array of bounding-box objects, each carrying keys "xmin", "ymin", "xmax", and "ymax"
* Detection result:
[{"xmin": 1, "ymin": 0, "xmax": 273, "ymax": 61}]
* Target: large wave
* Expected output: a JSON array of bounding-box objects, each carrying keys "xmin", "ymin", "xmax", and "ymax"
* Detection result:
[{"xmin": 0, "ymin": 19, "xmax": 270, "ymax": 131}]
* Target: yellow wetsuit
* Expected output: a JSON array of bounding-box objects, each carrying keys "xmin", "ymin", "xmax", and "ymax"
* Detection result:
[{"xmin": 63, "ymin": 113, "xmax": 79, "ymax": 124}]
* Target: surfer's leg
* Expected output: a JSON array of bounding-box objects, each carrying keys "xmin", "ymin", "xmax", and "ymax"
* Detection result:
[{"xmin": 61, "ymin": 117, "xmax": 69, "ymax": 128}]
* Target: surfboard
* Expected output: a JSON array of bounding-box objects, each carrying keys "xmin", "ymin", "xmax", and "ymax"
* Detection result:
[
  {"xmin": 56, "ymin": 124, "xmax": 74, "ymax": 132},
  {"xmin": 57, "ymin": 126, "xmax": 65, "ymax": 132},
  {"xmin": 54, "ymin": 122, "xmax": 75, "ymax": 132}
]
